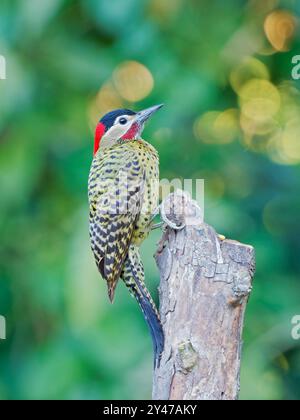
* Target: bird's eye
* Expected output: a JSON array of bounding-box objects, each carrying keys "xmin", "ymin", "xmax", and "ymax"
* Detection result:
[{"xmin": 119, "ymin": 117, "xmax": 128, "ymax": 125}]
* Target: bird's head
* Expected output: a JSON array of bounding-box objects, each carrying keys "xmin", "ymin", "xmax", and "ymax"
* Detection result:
[{"xmin": 93, "ymin": 104, "xmax": 163, "ymax": 155}]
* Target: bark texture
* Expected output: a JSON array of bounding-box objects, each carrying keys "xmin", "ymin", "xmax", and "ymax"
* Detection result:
[{"xmin": 152, "ymin": 192, "xmax": 255, "ymax": 400}]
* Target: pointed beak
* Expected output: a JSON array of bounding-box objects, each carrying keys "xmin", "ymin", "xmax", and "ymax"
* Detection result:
[{"xmin": 135, "ymin": 104, "xmax": 164, "ymax": 125}]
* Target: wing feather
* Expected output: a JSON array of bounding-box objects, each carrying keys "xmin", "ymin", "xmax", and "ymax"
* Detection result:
[{"xmin": 89, "ymin": 147, "xmax": 145, "ymax": 299}]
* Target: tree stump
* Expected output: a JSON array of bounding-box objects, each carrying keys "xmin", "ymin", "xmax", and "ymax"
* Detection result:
[{"xmin": 152, "ymin": 192, "xmax": 255, "ymax": 400}]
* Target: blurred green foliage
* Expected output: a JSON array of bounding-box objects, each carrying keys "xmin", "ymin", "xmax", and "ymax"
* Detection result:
[{"xmin": 1, "ymin": 0, "xmax": 300, "ymax": 400}]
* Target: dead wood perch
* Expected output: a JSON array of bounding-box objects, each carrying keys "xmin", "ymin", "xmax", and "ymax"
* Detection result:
[{"xmin": 153, "ymin": 191, "xmax": 255, "ymax": 400}]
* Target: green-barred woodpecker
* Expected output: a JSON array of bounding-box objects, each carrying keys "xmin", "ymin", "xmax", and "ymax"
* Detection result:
[{"xmin": 88, "ymin": 104, "xmax": 164, "ymax": 367}]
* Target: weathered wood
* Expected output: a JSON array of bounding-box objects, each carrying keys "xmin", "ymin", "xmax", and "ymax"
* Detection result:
[{"xmin": 153, "ymin": 192, "xmax": 255, "ymax": 400}]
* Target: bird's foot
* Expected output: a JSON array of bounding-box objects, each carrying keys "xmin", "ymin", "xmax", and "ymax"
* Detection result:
[
  {"xmin": 218, "ymin": 234, "xmax": 226, "ymax": 241},
  {"xmin": 160, "ymin": 191, "xmax": 189, "ymax": 230},
  {"xmin": 152, "ymin": 191, "xmax": 204, "ymax": 231}
]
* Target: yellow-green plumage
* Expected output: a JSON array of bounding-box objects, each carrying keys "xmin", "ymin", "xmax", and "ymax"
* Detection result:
[{"xmin": 88, "ymin": 139, "xmax": 163, "ymax": 365}]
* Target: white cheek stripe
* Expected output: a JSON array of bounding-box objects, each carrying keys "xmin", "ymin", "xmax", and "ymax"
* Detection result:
[{"xmin": 102, "ymin": 121, "xmax": 134, "ymax": 143}]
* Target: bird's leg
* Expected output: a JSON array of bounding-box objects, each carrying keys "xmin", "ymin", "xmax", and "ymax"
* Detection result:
[
  {"xmin": 151, "ymin": 222, "xmax": 164, "ymax": 231},
  {"xmin": 150, "ymin": 205, "xmax": 165, "ymax": 230},
  {"xmin": 151, "ymin": 199, "xmax": 186, "ymax": 231},
  {"xmin": 150, "ymin": 205, "xmax": 161, "ymax": 222}
]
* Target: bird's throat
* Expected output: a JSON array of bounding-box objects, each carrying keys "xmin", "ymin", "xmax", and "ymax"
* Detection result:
[{"xmin": 121, "ymin": 123, "xmax": 140, "ymax": 140}]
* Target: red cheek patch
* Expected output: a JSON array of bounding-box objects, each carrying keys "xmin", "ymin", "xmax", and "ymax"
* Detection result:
[
  {"xmin": 94, "ymin": 122, "xmax": 105, "ymax": 155},
  {"xmin": 122, "ymin": 123, "xmax": 139, "ymax": 140}
]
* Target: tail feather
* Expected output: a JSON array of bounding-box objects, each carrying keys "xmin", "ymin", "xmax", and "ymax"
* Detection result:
[
  {"xmin": 122, "ymin": 246, "xmax": 164, "ymax": 368},
  {"xmin": 133, "ymin": 275, "xmax": 164, "ymax": 368}
]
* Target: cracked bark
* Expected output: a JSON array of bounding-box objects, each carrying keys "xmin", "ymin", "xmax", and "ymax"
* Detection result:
[{"xmin": 152, "ymin": 192, "xmax": 255, "ymax": 400}]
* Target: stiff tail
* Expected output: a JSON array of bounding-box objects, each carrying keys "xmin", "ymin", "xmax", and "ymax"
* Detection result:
[
  {"xmin": 122, "ymin": 246, "xmax": 164, "ymax": 368},
  {"xmin": 132, "ymin": 275, "xmax": 164, "ymax": 368}
]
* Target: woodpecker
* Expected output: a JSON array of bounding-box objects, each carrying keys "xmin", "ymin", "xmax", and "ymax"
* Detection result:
[{"xmin": 88, "ymin": 104, "xmax": 164, "ymax": 366}]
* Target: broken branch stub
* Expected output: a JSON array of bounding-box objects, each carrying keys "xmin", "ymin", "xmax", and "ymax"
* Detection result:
[{"xmin": 153, "ymin": 191, "xmax": 255, "ymax": 400}]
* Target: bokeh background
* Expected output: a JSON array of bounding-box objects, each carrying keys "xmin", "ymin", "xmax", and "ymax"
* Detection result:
[{"xmin": 1, "ymin": 0, "xmax": 300, "ymax": 400}]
